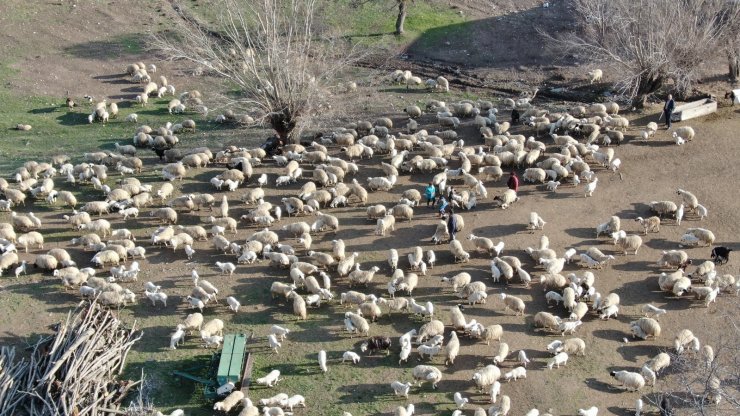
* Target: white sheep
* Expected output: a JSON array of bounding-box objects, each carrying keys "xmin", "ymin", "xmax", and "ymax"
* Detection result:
[
  {"xmin": 255, "ymin": 369, "xmax": 281, "ymax": 387},
  {"xmin": 610, "ymin": 370, "xmax": 645, "ymax": 391},
  {"xmin": 216, "ymin": 261, "xmax": 236, "ymax": 276},
  {"xmin": 578, "ymin": 407, "xmax": 598, "ymax": 416},
  {"xmin": 547, "ymin": 352, "xmax": 568, "ymax": 369}
]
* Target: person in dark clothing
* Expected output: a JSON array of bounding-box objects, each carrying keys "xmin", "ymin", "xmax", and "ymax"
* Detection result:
[
  {"xmin": 447, "ymin": 208, "xmax": 457, "ymax": 241},
  {"xmin": 511, "ymin": 108, "xmax": 520, "ymax": 125},
  {"xmin": 507, "ymin": 171, "xmax": 519, "ymax": 193},
  {"xmin": 261, "ymin": 134, "xmax": 284, "ymax": 156},
  {"xmin": 663, "ymin": 94, "xmax": 675, "ymax": 129}
]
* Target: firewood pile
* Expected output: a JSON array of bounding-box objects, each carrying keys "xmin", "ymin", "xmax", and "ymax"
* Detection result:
[{"xmin": 0, "ymin": 300, "xmax": 144, "ymax": 415}]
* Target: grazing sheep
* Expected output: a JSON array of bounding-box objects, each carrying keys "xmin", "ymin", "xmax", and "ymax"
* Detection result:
[
  {"xmin": 412, "ymin": 364, "xmax": 442, "ymax": 389},
  {"xmin": 472, "ymin": 365, "xmax": 501, "ymax": 391},
  {"xmin": 500, "ymin": 293, "xmax": 525, "ymax": 316},
  {"xmin": 630, "ymin": 318, "xmax": 662, "ymax": 339},
  {"xmin": 610, "ymin": 370, "xmax": 645, "ymax": 391}
]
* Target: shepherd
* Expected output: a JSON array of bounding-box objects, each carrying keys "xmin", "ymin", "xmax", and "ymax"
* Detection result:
[
  {"xmin": 662, "ymin": 94, "xmax": 675, "ymax": 130},
  {"xmin": 507, "ymin": 171, "xmax": 519, "ymax": 193},
  {"xmin": 447, "ymin": 208, "xmax": 457, "ymax": 241}
]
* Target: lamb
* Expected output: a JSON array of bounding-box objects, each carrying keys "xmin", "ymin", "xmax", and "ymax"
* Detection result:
[
  {"xmin": 215, "ymin": 261, "xmax": 236, "ymax": 276},
  {"xmin": 503, "ymin": 366, "xmax": 527, "ymax": 382},
  {"xmin": 587, "ymin": 69, "xmax": 603, "ymax": 84},
  {"xmin": 635, "ymin": 216, "xmax": 660, "ymax": 234},
  {"xmin": 500, "ymin": 293, "xmax": 525, "ymax": 316},
  {"xmin": 578, "ymin": 407, "xmax": 599, "ymax": 416},
  {"xmin": 642, "ymin": 304, "xmax": 667, "ymax": 319},
  {"xmin": 610, "ymin": 370, "xmax": 645, "ymax": 391},
  {"xmin": 169, "ymin": 325, "xmax": 186, "ymax": 349},
  {"xmin": 389, "ymin": 380, "xmax": 413, "ymax": 398},
  {"xmin": 145, "ymin": 290, "xmax": 168, "ymax": 307},
  {"xmin": 375, "ymin": 214, "xmax": 396, "ymax": 236},
  {"xmin": 547, "ymin": 352, "xmax": 569, "ymax": 369}
]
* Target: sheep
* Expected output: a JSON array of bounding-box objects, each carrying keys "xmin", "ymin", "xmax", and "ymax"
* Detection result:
[
  {"xmin": 630, "ymin": 317, "xmax": 662, "ymax": 339},
  {"xmin": 493, "ymin": 189, "xmax": 518, "ymax": 209},
  {"xmin": 348, "ymin": 265, "xmax": 380, "ymax": 287},
  {"xmin": 650, "ymin": 200, "xmax": 678, "ymax": 218},
  {"xmin": 500, "ymin": 293, "xmax": 525, "ymax": 316},
  {"xmin": 614, "ymin": 233, "xmax": 643, "ymax": 255},
  {"xmin": 534, "ymin": 311, "xmax": 561, "ymax": 332},
  {"xmin": 635, "ymin": 216, "xmax": 660, "ymax": 234},
  {"xmin": 375, "ymin": 214, "xmax": 396, "ymax": 236},
  {"xmin": 410, "ymin": 365, "xmax": 442, "ymax": 389},
  {"xmin": 169, "ymin": 325, "xmax": 186, "ymax": 350},
  {"xmin": 150, "ymin": 207, "xmax": 178, "ymax": 224},
  {"xmin": 472, "ymin": 365, "xmax": 501, "ymax": 392},
  {"xmin": 674, "ymin": 329, "xmax": 700, "ymax": 354},
  {"xmin": 253, "ymin": 370, "xmax": 281, "ymax": 389},
  {"xmin": 145, "ymin": 290, "xmax": 168, "ymax": 307},
  {"xmin": 390, "ymin": 381, "xmax": 413, "ymax": 398},
  {"xmin": 672, "ymin": 126, "xmax": 695, "ymax": 142},
  {"xmin": 547, "ymin": 352, "xmax": 569, "ymax": 369},
  {"xmin": 503, "ymin": 366, "xmax": 527, "ymax": 382},
  {"xmin": 683, "ymin": 228, "xmax": 715, "ymax": 247},
  {"xmin": 657, "ymin": 250, "xmax": 688, "ymax": 269},
  {"xmin": 578, "ymin": 407, "xmax": 599, "ymax": 416},
  {"xmin": 467, "ymin": 234, "xmax": 497, "ymax": 255},
  {"xmin": 610, "ymin": 370, "xmax": 645, "ymax": 391},
  {"xmin": 317, "ymin": 350, "xmax": 328, "ymax": 373},
  {"xmin": 213, "ymin": 391, "xmax": 245, "ymax": 412},
  {"xmin": 588, "ymin": 69, "xmax": 603, "ymax": 84},
  {"xmin": 450, "ymin": 240, "xmax": 470, "ymax": 263},
  {"xmin": 417, "ymin": 319, "xmax": 444, "ymax": 343},
  {"xmin": 215, "ymin": 261, "xmax": 236, "ymax": 276}
]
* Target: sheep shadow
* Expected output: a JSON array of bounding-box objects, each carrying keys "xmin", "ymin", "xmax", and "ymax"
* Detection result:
[
  {"xmin": 564, "ymin": 227, "xmax": 597, "ymax": 240},
  {"xmin": 56, "ymin": 112, "xmax": 90, "ymax": 126},
  {"xmin": 591, "ymin": 329, "xmax": 628, "ymax": 342},
  {"xmin": 29, "ymin": 106, "xmax": 59, "ymax": 115},
  {"xmin": 606, "ymin": 406, "xmax": 636, "ymax": 416},
  {"xmin": 584, "ymin": 377, "xmax": 621, "ymax": 394},
  {"xmin": 335, "ymin": 383, "xmax": 393, "ymax": 405},
  {"xmin": 616, "ymin": 344, "xmax": 654, "ymax": 363}
]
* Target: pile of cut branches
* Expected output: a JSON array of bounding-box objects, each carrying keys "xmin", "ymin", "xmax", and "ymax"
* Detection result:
[{"xmin": 0, "ymin": 300, "xmax": 143, "ymax": 415}]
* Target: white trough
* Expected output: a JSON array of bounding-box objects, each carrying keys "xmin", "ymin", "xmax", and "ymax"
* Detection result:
[{"xmin": 670, "ymin": 98, "xmax": 717, "ymax": 122}]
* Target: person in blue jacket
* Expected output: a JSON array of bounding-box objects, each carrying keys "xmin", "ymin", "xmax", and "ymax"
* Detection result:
[
  {"xmin": 437, "ymin": 196, "xmax": 449, "ymax": 218},
  {"xmin": 424, "ymin": 182, "xmax": 436, "ymax": 207}
]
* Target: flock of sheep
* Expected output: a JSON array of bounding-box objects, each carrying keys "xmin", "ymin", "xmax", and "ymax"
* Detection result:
[{"xmin": 1, "ymin": 63, "xmax": 736, "ymax": 416}]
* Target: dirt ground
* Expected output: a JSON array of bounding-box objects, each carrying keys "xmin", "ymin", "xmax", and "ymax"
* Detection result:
[{"xmin": 1, "ymin": 1, "xmax": 739, "ymax": 415}]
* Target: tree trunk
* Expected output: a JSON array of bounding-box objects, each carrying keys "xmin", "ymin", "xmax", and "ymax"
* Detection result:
[
  {"xmin": 729, "ymin": 57, "xmax": 740, "ymax": 82},
  {"xmin": 632, "ymin": 73, "xmax": 665, "ymax": 108},
  {"xmin": 395, "ymin": 1, "xmax": 407, "ymax": 35},
  {"xmin": 269, "ymin": 108, "xmax": 298, "ymax": 144}
]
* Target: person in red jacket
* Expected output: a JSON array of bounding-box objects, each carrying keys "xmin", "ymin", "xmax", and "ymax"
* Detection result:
[{"xmin": 507, "ymin": 171, "xmax": 519, "ymax": 192}]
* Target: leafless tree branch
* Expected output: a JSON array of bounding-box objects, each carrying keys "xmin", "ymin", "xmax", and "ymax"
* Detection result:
[{"xmin": 153, "ymin": 0, "xmax": 366, "ymax": 143}]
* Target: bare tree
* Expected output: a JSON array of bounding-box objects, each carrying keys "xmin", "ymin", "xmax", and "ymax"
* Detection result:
[
  {"xmin": 153, "ymin": 0, "xmax": 361, "ymax": 143},
  {"xmin": 650, "ymin": 316, "xmax": 740, "ymax": 415},
  {"xmin": 548, "ymin": 0, "xmax": 739, "ymax": 107}
]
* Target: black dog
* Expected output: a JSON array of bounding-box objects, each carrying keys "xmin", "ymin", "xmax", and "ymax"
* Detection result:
[{"xmin": 711, "ymin": 246, "xmax": 732, "ymax": 264}]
